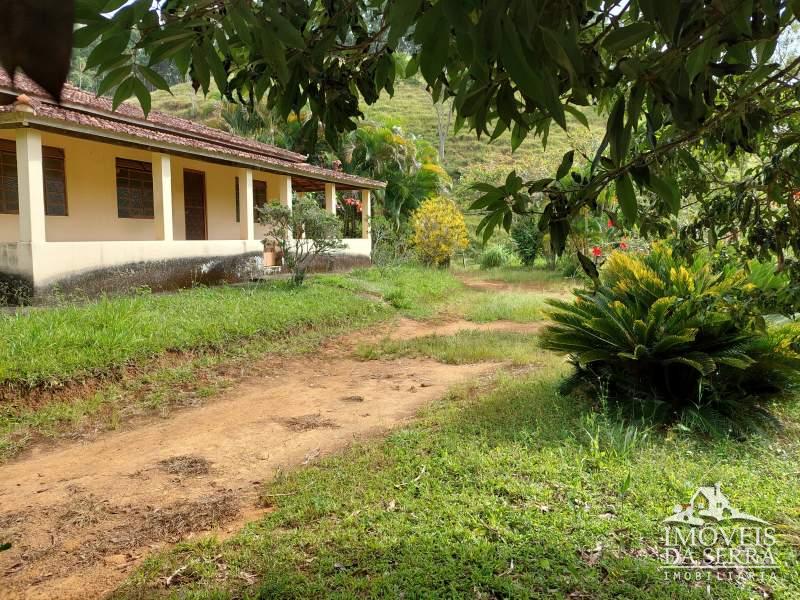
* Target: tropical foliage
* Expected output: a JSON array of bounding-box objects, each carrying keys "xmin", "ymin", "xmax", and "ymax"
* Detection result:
[
  {"xmin": 540, "ymin": 244, "xmax": 800, "ymax": 434},
  {"xmin": 340, "ymin": 125, "xmax": 451, "ymax": 225},
  {"xmin": 222, "ymin": 102, "xmax": 297, "ymax": 149},
  {"xmin": 510, "ymin": 219, "xmax": 543, "ymax": 266},
  {"xmin": 370, "ymin": 215, "xmax": 414, "ymax": 268},
  {"xmin": 410, "ymin": 197, "xmax": 469, "ymax": 267},
  {"xmin": 15, "ymin": 2, "xmax": 786, "ymax": 266}
]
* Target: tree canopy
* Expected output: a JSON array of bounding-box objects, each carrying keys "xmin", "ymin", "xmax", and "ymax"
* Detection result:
[{"xmin": 3, "ymin": 0, "xmax": 800, "ymax": 270}]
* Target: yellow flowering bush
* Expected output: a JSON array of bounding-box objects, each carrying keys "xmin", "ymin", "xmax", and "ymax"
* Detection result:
[{"xmin": 410, "ymin": 197, "xmax": 469, "ymax": 266}]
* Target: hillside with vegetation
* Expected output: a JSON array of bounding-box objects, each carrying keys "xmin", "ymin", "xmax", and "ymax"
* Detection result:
[{"xmin": 148, "ymin": 78, "xmax": 605, "ymax": 181}]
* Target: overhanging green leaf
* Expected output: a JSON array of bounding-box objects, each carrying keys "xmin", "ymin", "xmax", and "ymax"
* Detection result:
[
  {"xmin": 615, "ymin": 173, "xmax": 638, "ymax": 224},
  {"xmin": 602, "ymin": 23, "xmax": 654, "ymax": 53}
]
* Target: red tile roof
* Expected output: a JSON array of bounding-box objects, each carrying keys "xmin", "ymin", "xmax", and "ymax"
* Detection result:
[{"xmin": 0, "ymin": 72, "xmax": 385, "ymax": 190}]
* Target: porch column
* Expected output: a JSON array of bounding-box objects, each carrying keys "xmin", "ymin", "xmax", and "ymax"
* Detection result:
[
  {"xmin": 324, "ymin": 182, "xmax": 336, "ymax": 215},
  {"xmin": 16, "ymin": 128, "xmax": 46, "ymax": 243},
  {"xmin": 238, "ymin": 168, "xmax": 254, "ymax": 240},
  {"xmin": 152, "ymin": 153, "xmax": 173, "ymax": 241},
  {"xmin": 361, "ymin": 189, "xmax": 371, "ymax": 240},
  {"xmin": 279, "ymin": 175, "xmax": 293, "ymax": 210},
  {"xmin": 279, "ymin": 175, "xmax": 294, "ymax": 238}
]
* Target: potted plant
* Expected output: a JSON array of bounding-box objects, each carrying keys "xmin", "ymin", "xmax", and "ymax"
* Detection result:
[{"xmin": 263, "ymin": 241, "xmax": 277, "ymax": 267}]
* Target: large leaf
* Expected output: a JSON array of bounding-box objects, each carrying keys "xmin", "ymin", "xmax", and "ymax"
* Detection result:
[
  {"xmin": 608, "ymin": 96, "xmax": 626, "ymax": 165},
  {"xmin": 648, "ymin": 175, "xmax": 680, "ymax": 214},
  {"xmin": 615, "ymin": 173, "xmax": 638, "ymax": 225},
  {"xmin": 500, "ymin": 17, "xmax": 566, "ymax": 129},
  {"xmin": 388, "ymin": 0, "xmax": 423, "ymax": 47},
  {"xmin": 264, "ymin": 6, "xmax": 304, "ymax": 49},
  {"xmin": 112, "ymin": 76, "xmax": 136, "ymax": 110},
  {"xmin": 132, "ymin": 77, "xmax": 151, "ymax": 115},
  {"xmin": 556, "ymin": 150, "xmax": 575, "ymax": 180},
  {"xmin": 602, "ymin": 23, "xmax": 654, "ymax": 53},
  {"xmin": 85, "ymin": 32, "xmax": 131, "ymax": 71},
  {"xmin": 577, "ymin": 251, "xmax": 600, "ymax": 283}
]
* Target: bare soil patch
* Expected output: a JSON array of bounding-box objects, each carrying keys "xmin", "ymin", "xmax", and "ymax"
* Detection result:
[
  {"xmin": 158, "ymin": 455, "xmax": 212, "ymax": 477},
  {"xmin": 277, "ymin": 413, "xmax": 340, "ymax": 432},
  {"xmin": 0, "ymin": 316, "xmax": 511, "ymax": 599},
  {"xmin": 457, "ymin": 274, "xmax": 571, "ymax": 296},
  {"xmin": 385, "ymin": 317, "xmax": 544, "ymax": 340}
]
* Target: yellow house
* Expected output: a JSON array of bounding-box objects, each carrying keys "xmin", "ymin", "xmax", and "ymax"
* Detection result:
[{"xmin": 0, "ymin": 74, "xmax": 385, "ymax": 303}]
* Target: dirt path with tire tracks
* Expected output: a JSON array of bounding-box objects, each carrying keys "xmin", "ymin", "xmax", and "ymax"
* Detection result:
[{"xmin": 0, "ymin": 317, "xmax": 540, "ymax": 599}]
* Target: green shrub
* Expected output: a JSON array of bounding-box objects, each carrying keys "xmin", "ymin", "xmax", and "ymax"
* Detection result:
[
  {"xmin": 258, "ymin": 198, "xmax": 344, "ymax": 286},
  {"xmin": 370, "ymin": 215, "xmax": 414, "ymax": 268},
  {"xmin": 510, "ymin": 218, "xmax": 542, "ymax": 265},
  {"xmin": 479, "ymin": 245, "xmax": 512, "ymax": 269},
  {"xmin": 540, "ymin": 244, "xmax": 800, "ymax": 435},
  {"xmin": 557, "ymin": 252, "xmax": 584, "ymax": 278}
]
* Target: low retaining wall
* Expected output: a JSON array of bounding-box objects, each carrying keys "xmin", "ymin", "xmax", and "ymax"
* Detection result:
[
  {"xmin": 307, "ymin": 252, "xmax": 371, "ymax": 273},
  {"xmin": 0, "ymin": 239, "xmax": 372, "ymax": 304},
  {"xmin": 36, "ymin": 252, "xmax": 265, "ymax": 300}
]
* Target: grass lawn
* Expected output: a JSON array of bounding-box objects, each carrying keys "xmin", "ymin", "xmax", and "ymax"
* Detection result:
[
  {"xmin": 118, "ymin": 368, "xmax": 800, "ymax": 599},
  {"xmin": 356, "ymin": 330, "xmax": 544, "ymax": 365},
  {"xmin": 0, "ymin": 267, "xmax": 461, "ymax": 459},
  {"xmin": 0, "ymin": 267, "xmax": 459, "ymax": 388},
  {"xmin": 0, "ymin": 282, "xmax": 383, "ymax": 388},
  {"xmin": 9, "ymin": 264, "xmax": 799, "ymax": 599},
  {"xmin": 462, "ymin": 292, "xmax": 550, "ymax": 323},
  {"xmin": 110, "ymin": 270, "xmax": 800, "ymax": 599}
]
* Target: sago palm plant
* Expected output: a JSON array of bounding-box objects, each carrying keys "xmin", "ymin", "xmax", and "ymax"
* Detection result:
[{"xmin": 540, "ymin": 244, "xmax": 800, "ymax": 434}]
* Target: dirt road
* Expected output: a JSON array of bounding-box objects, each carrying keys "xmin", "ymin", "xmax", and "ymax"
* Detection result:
[{"xmin": 0, "ymin": 318, "xmax": 533, "ymax": 599}]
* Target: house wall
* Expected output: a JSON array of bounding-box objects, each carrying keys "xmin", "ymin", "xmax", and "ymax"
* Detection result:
[
  {"xmin": 0, "ymin": 130, "xmax": 286, "ymax": 244},
  {"xmin": 0, "ymin": 129, "xmax": 155, "ymax": 242},
  {"xmin": 169, "ymin": 155, "xmax": 240, "ymax": 241},
  {"xmin": 0, "ymin": 127, "xmax": 373, "ymax": 303}
]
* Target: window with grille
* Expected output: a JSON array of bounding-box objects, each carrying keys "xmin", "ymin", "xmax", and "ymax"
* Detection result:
[
  {"xmin": 0, "ymin": 140, "xmax": 18, "ymax": 214},
  {"xmin": 43, "ymin": 146, "xmax": 67, "ymax": 216},
  {"xmin": 235, "ymin": 176, "xmax": 240, "ymax": 223},
  {"xmin": 0, "ymin": 140, "xmax": 68, "ymax": 215},
  {"xmin": 253, "ymin": 180, "xmax": 267, "ymax": 220},
  {"xmin": 116, "ymin": 158, "xmax": 154, "ymax": 219}
]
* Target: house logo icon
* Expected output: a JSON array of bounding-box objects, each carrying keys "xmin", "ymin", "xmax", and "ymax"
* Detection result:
[
  {"xmin": 663, "ymin": 482, "xmax": 768, "ymax": 527},
  {"xmin": 660, "ymin": 483, "xmax": 777, "ymax": 582}
]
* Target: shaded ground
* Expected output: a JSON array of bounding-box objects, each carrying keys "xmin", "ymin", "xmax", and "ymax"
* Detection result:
[
  {"xmin": 457, "ymin": 274, "xmax": 573, "ymax": 295},
  {"xmin": 0, "ymin": 317, "xmax": 527, "ymax": 599}
]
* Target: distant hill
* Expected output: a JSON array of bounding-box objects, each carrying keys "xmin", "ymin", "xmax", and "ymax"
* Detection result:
[{"xmin": 150, "ymin": 79, "xmax": 605, "ymax": 180}]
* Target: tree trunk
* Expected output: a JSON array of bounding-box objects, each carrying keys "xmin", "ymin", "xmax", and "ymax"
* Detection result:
[{"xmin": 433, "ymin": 98, "xmax": 453, "ymax": 165}]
